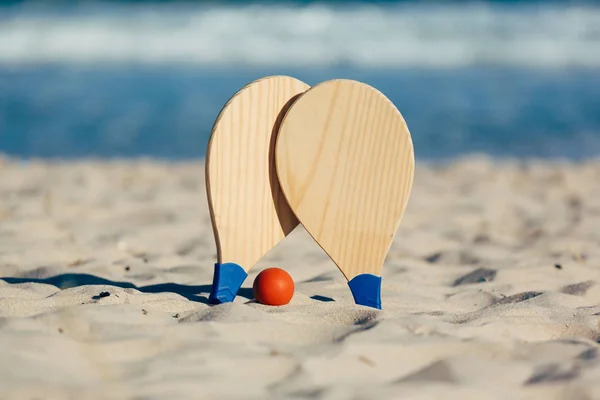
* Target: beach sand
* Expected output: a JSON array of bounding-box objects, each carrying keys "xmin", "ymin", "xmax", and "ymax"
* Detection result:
[{"xmin": 1, "ymin": 155, "xmax": 599, "ymax": 399}]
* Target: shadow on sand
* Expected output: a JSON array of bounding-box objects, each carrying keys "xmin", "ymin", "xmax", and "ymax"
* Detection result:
[{"xmin": 0, "ymin": 273, "xmax": 256, "ymax": 305}]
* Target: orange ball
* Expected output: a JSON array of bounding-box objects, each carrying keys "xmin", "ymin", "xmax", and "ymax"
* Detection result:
[{"xmin": 253, "ymin": 267, "xmax": 294, "ymax": 306}]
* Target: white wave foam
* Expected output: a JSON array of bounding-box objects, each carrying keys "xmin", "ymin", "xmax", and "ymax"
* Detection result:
[{"xmin": 1, "ymin": 3, "xmax": 600, "ymax": 68}]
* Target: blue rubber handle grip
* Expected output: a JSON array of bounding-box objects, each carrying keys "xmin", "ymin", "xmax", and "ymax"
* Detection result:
[
  {"xmin": 347, "ymin": 273, "xmax": 382, "ymax": 310},
  {"xmin": 208, "ymin": 262, "xmax": 248, "ymax": 304}
]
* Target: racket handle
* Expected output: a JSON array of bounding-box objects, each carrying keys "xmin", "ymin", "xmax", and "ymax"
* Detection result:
[
  {"xmin": 348, "ymin": 274, "xmax": 382, "ymax": 310},
  {"xmin": 208, "ymin": 262, "xmax": 248, "ymax": 304}
]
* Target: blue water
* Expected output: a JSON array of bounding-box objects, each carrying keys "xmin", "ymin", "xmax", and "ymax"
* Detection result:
[{"xmin": 0, "ymin": 1, "xmax": 599, "ymax": 160}]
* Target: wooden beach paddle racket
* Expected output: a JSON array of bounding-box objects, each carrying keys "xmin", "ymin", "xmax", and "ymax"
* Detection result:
[
  {"xmin": 275, "ymin": 79, "xmax": 415, "ymax": 309},
  {"xmin": 206, "ymin": 76, "xmax": 310, "ymax": 304}
]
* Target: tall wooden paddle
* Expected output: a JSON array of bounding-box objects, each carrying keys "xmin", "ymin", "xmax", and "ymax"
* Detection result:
[
  {"xmin": 275, "ymin": 79, "xmax": 415, "ymax": 309},
  {"xmin": 206, "ymin": 76, "xmax": 309, "ymax": 304}
]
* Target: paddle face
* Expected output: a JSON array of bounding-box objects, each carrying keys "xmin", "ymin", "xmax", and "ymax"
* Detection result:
[
  {"xmin": 206, "ymin": 75, "xmax": 309, "ymax": 303},
  {"xmin": 275, "ymin": 79, "xmax": 414, "ymax": 286}
]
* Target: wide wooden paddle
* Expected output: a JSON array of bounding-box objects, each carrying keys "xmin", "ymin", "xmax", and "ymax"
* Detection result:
[
  {"xmin": 206, "ymin": 75, "xmax": 310, "ymax": 303},
  {"xmin": 275, "ymin": 79, "xmax": 415, "ymax": 309}
]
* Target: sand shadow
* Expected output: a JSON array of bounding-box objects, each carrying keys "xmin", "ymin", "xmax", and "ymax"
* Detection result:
[
  {"xmin": 0, "ymin": 273, "xmax": 255, "ymax": 304},
  {"xmin": 310, "ymin": 295, "xmax": 335, "ymax": 302}
]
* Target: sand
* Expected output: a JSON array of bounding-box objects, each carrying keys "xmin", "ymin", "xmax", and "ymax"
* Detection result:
[{"xmin": 1, "ymin": 154, "xmax": 600, "ymax": 400}]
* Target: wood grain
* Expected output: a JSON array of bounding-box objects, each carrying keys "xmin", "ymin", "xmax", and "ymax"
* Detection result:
[
  {"xmin": 275, "ymin": 79, "xmax": 414, "ymax": 280},
  {"xmin": 206, "ymin": 76, "xmax": 310, "ymax": 271}
]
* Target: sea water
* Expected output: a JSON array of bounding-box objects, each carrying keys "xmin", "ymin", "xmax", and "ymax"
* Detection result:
[{"xmin": 0, "ymin": 0, "xmax": 599, "ymax": 160}]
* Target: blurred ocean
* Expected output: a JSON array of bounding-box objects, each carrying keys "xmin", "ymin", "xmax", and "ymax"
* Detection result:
[{"xmin": 0, "ymin": 0, "xmax": 599, "ymax": 160}]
